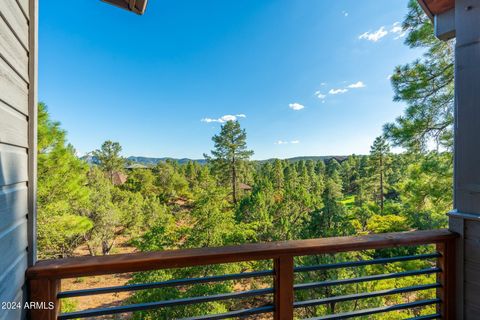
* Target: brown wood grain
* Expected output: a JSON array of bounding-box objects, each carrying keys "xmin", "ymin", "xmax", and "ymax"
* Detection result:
[
  {"xmin": 437, "ymin": 237, "xmax": 456, "ymax": 319},
  {"xmin": 27, "ymin": 229, "xmax": 457, "ymax": 280},
  {"xmin": 28, "ymin": 278, "xmax": 60, "ymax": 320},
  {"xmin": 418, "ymin": 0, "xmax": 454, "ymax": 17},
  {"xmin": 274, "ymin": 256, "xmax": 294, "ymax": 320}
]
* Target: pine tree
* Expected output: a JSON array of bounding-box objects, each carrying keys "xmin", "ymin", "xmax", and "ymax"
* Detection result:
[
  {"xmin": 36, "ymin": 102, "xmax": 92, "ymax": 258},
  {"xmin": 92, "ymin": 140, "xmax": 125, "ymax": 183},
  {"xmin": 384, "ymin": 0, "xmax": 454, "ymax": 152},
  {"xmin": 369, "ymin": 136, "xmax": 391, "ymax": 214},
  {"xmin": 204, "ymin": 121, "xmax": 254, "ymax": 204}
]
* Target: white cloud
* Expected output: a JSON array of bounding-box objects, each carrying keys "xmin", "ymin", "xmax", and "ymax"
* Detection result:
[
  {"xmin": 342, "ymin": 11, "xmax": 349, "ymax": 17},
  {"xmin": 390, "ymin": 22, "xmax": 407, "ymax": 39},
  {"xmin": 329, "ymin": 88, "xmax": 348, "ymax": 95},
  {"xmin": 289, "ymin": 102, "xmax": 305, "ymax": 111},
  {"xmin": 391, "ymin": 22, "xmax": 402, "ymax": 33},
  {"xmin": 359, "ymin": 26, "xmax": 388, "ymax": 42},
  {"xmin": 314, "ymin": 91, "xmax": 327, "ymax": 100},
  {"xmin": 275, "ymin": 140, "xmax": 300, "ymax": 145},
  {"xmin": 201, "ymin": 114, "xmax": 246, "ymax": 123},
  {"xmin": 347, "ymin": 81, "xmax": 366, "ymax": 89}
]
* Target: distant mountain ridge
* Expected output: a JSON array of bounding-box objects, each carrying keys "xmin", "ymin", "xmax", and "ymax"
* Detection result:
[
  {"xmin": 126, "ymin": 155, "xmax": 349, "ymax": 166},
  {"xmin": 127, "ymin": 156, "xmax": 207, "ymax": 165},
  {"xmin": 82, "ymin": 155, "xmax": 350, "ymax": 166}
]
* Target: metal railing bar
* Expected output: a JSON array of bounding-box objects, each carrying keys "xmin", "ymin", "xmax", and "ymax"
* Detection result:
[
  {"xmin": 294, "ymin": 267, "xmax": 441, "ymax": 291},
  {"xmin": 58, "ymin": 269, "xmax": 274, "ymax": 298},
  {"xmin": 294, "ymin": 253, "xmax": 441, "ymax": 273},
  {"xmin": 303, "ymin": 298, "xmax": 441, "ymax": 320},
  {"xmin": 58, "ymin": 288, "xmax": 274, "ymax": 320},
  {"xmin": 294, "ymin": 283, "xmax": 440, "ymax": 308},
  {"xmin": 404, "ymin": 314, "xmax": 441, "ymax": 320},
  {"xmin": 176, "ymin": 305, "xmax": 274, "ymax": 320}
]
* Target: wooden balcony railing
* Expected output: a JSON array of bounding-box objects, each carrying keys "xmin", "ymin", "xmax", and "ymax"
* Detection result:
[{"xmin": 26, "ymin": 229, "xmax": 457, "ymax": 320}]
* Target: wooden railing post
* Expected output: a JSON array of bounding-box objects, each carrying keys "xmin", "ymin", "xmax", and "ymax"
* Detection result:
[
  {"xmin": 28, "ymin": 278, "xmax": 61, "ymax": 320},
  {"xmin": 437, "ymin": 238, "xmax": 456, "ymax": 319},
  {"xmin": 274, "ymin": 255, "xmax": 294, "ymax": 320}
]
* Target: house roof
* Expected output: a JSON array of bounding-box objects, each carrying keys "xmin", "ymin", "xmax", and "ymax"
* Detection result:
[
  {"xmin": 112, "ymin": 171, "xmax": 128, "ymax": 185},
  {"xmin": 125, "ymin": 163, "xmax": 148, "ymax": 169},
  {"xmin": 239, "ymin": 183, "xmax": 252, "ymax": 191},
  {"xmin": 418, "ymin": 0, "xmax": 454, "ymax": 18},
  {"xmin": 101, "ymin": 0, "xmax": 148, "ymax": 15}
]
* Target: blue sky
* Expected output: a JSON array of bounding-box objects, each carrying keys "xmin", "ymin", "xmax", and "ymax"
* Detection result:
[{"xmin": 39, "ymin": 0, "xmax": 422, "ymax": 160}]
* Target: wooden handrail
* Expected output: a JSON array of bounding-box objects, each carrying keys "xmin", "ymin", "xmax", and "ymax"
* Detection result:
[
  {"xmin": 27, "ymin": 229, "xmax": 457, "ymax": 320},
  {"xmin": 27, "ymin": 229, "xmax": 455, "ymax": 280}
]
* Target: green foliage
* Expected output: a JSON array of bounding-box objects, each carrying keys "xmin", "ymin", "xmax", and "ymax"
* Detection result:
[
  {"xmin": 82, "ymin": 166, "xmax": 121, "ymax": 255},
  {"xmin": 205, "ymin": 120, "xmax": 254, "ymax": 204},
  {"xmin": 92, "ymin": 140, "xmax": 125, "ymax": 183},
  {"xmin": 37, "ymin": 3, "xmax": 454, "ymax": 317},
  {"xmin": 37, "ymin": 103, "xmax": 92, "ymax": 259},
  {"xmin": 366, "ymin": 214, "xmax": 409, "ymax": 233},
  {"xmin": 398, "ymin": 152, "xmax": 452, "ymax": 229},
  {"xmin": 384, "ymin": 0, "xmax": 454, "ymax": 152},
  {"xmin": 367, "ymin": 136, "xmax": 392, "ymax": 214}
]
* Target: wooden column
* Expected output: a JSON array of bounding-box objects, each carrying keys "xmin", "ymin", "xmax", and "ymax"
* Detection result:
[
  {"xmin": 449, "ymin": 0, "xmax": 480, "ymax": 318},
  {"xmin": 437, "ymin": 239, "xmax": 456, "ymax": 319},
  {"xmin": 273, "ymin": 256, "xmax": 294, "ymax": 320},
  {"xmin": 28, "ymin": 278, "xmax": 60, "ymax": 320}
]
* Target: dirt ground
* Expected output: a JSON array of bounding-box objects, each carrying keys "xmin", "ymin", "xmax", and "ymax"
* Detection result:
[
  {"xmin": 62, "ymin": 236, "xmax": 136, "ymax": 319},
  {"xmin": 61, "ymin": 237, "xmax": 273, "ymax": 319}
]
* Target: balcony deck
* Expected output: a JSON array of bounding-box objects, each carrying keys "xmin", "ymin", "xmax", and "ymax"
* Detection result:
[{"xmin": 26, "ymin": 229, "xmax": 457, "ymax": 320}]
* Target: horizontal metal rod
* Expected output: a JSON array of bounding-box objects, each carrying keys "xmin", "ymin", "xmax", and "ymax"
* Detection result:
[
  {"xmin": 58, "ymin": 288, "xmax": 274, "ymax": 319},
  {"xmin": 295, "ymin": 253, "xmax": 440, "ymax": 273},
  {"xmin": 294, "ymin": 267, "xmax": 441, "ymax": 291},
  {"xmin": 304, "ymin": 298, "xmax": 441, "ymax": 320},
  {"xmin": 294, "ymin": 283, "xmax": 440, "ymax": 308},
  {"xmin": 177, "ymin": 305, "xmax": 274, "ymax": 320},
  {"xmin": 405, "ymin": 314, "xmax": 441, "ymax": 320},
  {"xmin": 58, "ymin": 269, "xmax": 274, "ymax": 298}
]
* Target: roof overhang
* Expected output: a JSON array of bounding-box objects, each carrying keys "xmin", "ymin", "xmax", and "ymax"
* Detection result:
[
  {"xmin": 417, "ymin": 0, "xmax": 455, "ymax": 40},
  {"xmin": 417, "ymin": 0, "xmax": 454, "ymax": 18},
  {"xmin": 101, "ymin": 0, "xmax": 148, "ymax": 15}
]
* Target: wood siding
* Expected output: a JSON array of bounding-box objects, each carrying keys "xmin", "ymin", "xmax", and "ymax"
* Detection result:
[
  {"xmin": 464, "ymin": 220, "xmax": 480, "ymax": 320},
  {"xmin": 0, "ymin": 0, "xmax": 36, "ymax": 318}
]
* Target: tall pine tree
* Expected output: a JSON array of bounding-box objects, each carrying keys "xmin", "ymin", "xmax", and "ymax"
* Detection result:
[{"xmin": 205, "ymin": 121, "xmax": 253, "ymax": 204}]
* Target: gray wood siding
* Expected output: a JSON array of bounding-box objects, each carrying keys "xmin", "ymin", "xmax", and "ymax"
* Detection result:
[
  {"xmin": 0, "ymin": 101, "xmax": 28, "ymax": 147},
  {"xmin": 465, "ymin": 220, "xmax": 480, "ymax": 319},
  {"xmin": 0, "ymin": 0, "xmax": 35, "ymax": 318}
]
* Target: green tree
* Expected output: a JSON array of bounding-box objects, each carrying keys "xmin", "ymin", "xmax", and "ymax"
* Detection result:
[
  {"xmin": 92, "ymin": 140, "xmax": 125, "ymax": 183},
  {"xmin": 384, "ymin": 0, "xmax": 454, "ymax": 152},
  {"xmin": 369, "ymin": 136, "xmax": 391, "ymax": 214},
  {"xmin": 83, "ymin": 167, "xmax": 121, "ymax": 255},
  {"xmin": 204, "ymin": 121, "xmax": 254, "ymax": 204},
  {"xmin": 383, "ymin": 0, "xmax": 453, "ymax": 228},
  {"xmin": 36, "ymin": 103, "xmax": 92, "ymax": 259}
]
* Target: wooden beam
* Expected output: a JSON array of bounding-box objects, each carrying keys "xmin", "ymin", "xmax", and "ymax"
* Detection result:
[
  {"xmin": 26, "ymin": 229, "xmax": 457, "ymax": 280},
  {"xmin": 437, "ymin": 238, "xmax": 456, "ymax": 319},
  {"xmin": 449, "ymin": 0, "xmax": 480, "ymax": 318},
  {"xmin": 274, "ymin": 256, "xmax": 294, "ymax": 320},
  {"xmin": 101, "ymin": 0, "xmax": 148, "ymax": 15},
  {"xmin": 28, "ymin": 278, "xmax": 60, "ymax": 320},
  {"xmin": 28, "ymin": 0, "xmax": 38, "ymax": 268},
  {"xmin": 418, "ymin": 0, "xmax": 455, "ymax": 17}
]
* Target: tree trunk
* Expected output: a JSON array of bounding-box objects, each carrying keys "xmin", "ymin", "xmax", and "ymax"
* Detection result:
[
  {"xmin": 380, "ymin": 155, "xmax": 384, "ymax": 214},
  {"xmin": 232, "ymin": 158, "xmax": 237, "ymax": 204}
]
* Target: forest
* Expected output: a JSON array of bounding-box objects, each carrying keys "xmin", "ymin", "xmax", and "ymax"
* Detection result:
[{"xmin": 37, "ymin": 1, "xmax": 453, "ymax": 319}]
